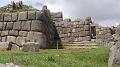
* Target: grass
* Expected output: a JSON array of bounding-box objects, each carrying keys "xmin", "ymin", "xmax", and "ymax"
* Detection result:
[{"xmin": 0, "ymin": 46, "xmax": 109, "ymax": 67}]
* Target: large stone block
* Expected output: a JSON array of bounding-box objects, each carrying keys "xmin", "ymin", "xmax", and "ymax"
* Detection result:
[
  {"xmin": 26, "ymin": 32, "xmax": 47, "ymax": 48},
  {"xmin": 0, "ymin": 42, "xmax": 9, "ymax": 51},
  {"xmin": 16, "ymin": 37, "xmax": 26, "ymax": 46},
  {"xmin": 21, "ymin": 21, "xmax": 31, "ymax": 31},
  {"xmin": 6, "ymin": 22, "xmax": 13, "ymax": 30},
  {"xmin": 12, "ymin": 13, "xmax": 18, "ymax": 21},
  {"xmin": 84, "ymin": 25, "xmax": 90, "ymax": 31},
  {"xmin": 22, "ymin": 42, "xmax": 40, "ymax": 52},
  {"xmin": 0, "ymin": 13, "xmax": 4, "ymax": 21},
  {"xmin": 31, "ymin": 20, "xmax": 44, "ymax": 32},
  {"xmin": 1, "ymin": 36, "xmax": 7, "ymax": 42},
  {"xmin": 4, "ymin": 13, "xmax": 12, "ymax": 21},
  {"xmin": 1, "ymin": 31, "xmax": 9, "ymax": 36},
  {"xmin": 0, "ymin": 22, "xmax": 3, "ymax": 30},
  {"xmin": 9, "ymin": 30, "xmax": 19, "ymax": 36},
  {"xmin": 28, "ymin": 11, "xmax": 36, "ymax": 20},
  {"xmin": 19, "ymin": 31, "xmax": 28, "ymax": 37},
  {"xmin": 13, "ymin": 21, "xmax": 21, "ymax": 30},
  {"xmin": 18, "ymin": 12, "xmax": 27, "ymax": 21},
  {"xmin": 7, "ymin": 36, "xmax": 16, "ymax": 43}
]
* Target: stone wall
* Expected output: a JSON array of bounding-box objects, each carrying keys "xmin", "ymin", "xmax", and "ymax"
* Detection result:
[
  {"xmin": 55, "ymin": 17, "xmax": 92, "ymax": 43},
  {"xmin": 95, "ymin": 25, "xmax": 115, "ymax": 46},
  {"xmin": 0, "ymin": 6, "xmax": 59, "ymax": 51},
  {"xmin": 51, "ymin": 12, "xmax": 63, "ymax": 23}
]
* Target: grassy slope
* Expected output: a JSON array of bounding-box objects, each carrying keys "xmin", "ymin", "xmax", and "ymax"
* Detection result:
[{"xmin": 0, "ymin": 47, "xmax": 109, "ymax": 67}]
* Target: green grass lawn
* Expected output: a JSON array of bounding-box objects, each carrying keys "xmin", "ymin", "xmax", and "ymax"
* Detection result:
[{"xmin": 0, "ymin": 47, "xmax": 109, "ymax": 67}]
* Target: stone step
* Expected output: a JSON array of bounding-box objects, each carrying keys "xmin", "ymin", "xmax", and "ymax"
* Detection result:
[
  {"xmin": 63, "ymin": 42, "xmax": 98, "ymax": 49},
  {"xmin": 64, "ymin": 45, "xmax": 98, "ymax": 49},
  {"xmin": 64, "ymin": 44, "xmax": 97, "ymax": 46}
]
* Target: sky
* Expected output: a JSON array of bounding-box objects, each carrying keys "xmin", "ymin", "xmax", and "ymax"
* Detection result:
[{"xmin": 0, "ymin": 0, "xmax": 120, "ymax": 27}]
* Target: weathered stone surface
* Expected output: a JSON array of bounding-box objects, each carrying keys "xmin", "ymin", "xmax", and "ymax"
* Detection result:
[
  {"xmin": 0, "ymin": 22, "xmax": 3, "ymax": 30},
  {"xmin": 4, "ymin": 13, "xmax": 12, "ymax": 21},
  {"xmin": 0, "ymin": 13, "xmax": 4, "ymax": 21},
  {"xmin": 11, "ymin": 44, "xmax": 20, "ymax": 51},
  {"xmin": 3, "ymin": 22, "xmax": 7, "ymax": 30},
  {"xmin": 6, "ymin": 22, "xmax": 13, "ymax": 30},
  {"xmin": 21, "ymin": 21, "xmax": 31, "ymax": 31},
  {"xmin": 1, "ymin": 37, "xmax": 7, "ymax": 42},
  {"xmin": 36, "ymin": 11, "xmax": 46, "ymax": 21},
  {"xmin": 13, "ymin": 21, "xmax": 21, "ymax": 30},
  {"xmin": 18, "ymin": 12, "xmax": 27, "ymax": 20},
  {"xmin": 9, "ymin": 30, "xmax": 19, "ymax": 36},
  {"xmin": 84, "ymin": 25, "xmax": 90, "ymax": 31},
  {"xmin": 0, "ymin": 42, "xmax": 9, "ymax": 51},
  {"xmin": 22, "ymin": 42, "xmax": 40, "ymax": 52},
  {"xmin": 7, "ymin": 36, "xmax": 16, "ymax": 43},
  {"xmin": 12, "ymin": 13, "xmax": 18, "ymax": 21},
  {"xmin": 26, "ymin": 32, "xmax": 47, "ymax": 48},
  {"xmin": 108, "ymin": 42, "xmax": 120, "ymax": 67},
  {"xmin": 1, "ymin": 31, "xmax": 9, "ymax": 36},
  {"xmin": 31, "ymin": 20, "xmax": 44, "ymax": 32},
  {"xmin": 28, "ymin": 11, "xmax": 36, "ymax": 20},
  {"xmin": 16, "ymin": 37, "xmax": 26, "ymax": 46},
  {"xmin": 19, "ymin": 31, "xmax": 28, "ymax": 37}
]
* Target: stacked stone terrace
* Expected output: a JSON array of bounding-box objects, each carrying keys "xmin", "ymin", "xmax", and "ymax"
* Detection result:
[{"xmin": 0, "ymin": 5, "xmax": 59, "ymax": 51}]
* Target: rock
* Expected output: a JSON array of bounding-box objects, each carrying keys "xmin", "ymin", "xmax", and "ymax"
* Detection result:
[
  {"xmin": 18, "ymin": 12, "xmax": 27, "ymax": 21},
  {"xmin": 4, "ymin": 13, "xmax": 12, "ymax": 22},
  {"xmin": 13, "ymin": 21, "xmax": 21, "ymax": 30},
  {"xmin": 9, "ymin": 30, "xmax": 19, "ymax": 36},
  {"xmin": 7, "ymin": 36, "xmax": 16, "ymax": 43},
  {"xmin": 26, "ymin": 32, "xmax": 47, "ymax": 48},
  {"xmin": 0, "ymin": 42, "xmax": 9, "ymax": 51},
  {"xmin": 0, "ymin": 13, "xmax": 4, "ymax": 21},
  {"xmin": 0, "ymin": 63, "xmax": 21, "ymax": 67},
  {"xmin": 108, "ymin": 42, "xmax": 120, "ymax": 67},
  {"xmin": 3, "ymin": 22, "xmax": 7, "ymax": 30},
  {"xmin": 31, "ymin": 20, "xmax": 44, "ymax": 32},
  {"xmin": 22, "ymin": 42, "xmax": 40, "ymax": 52},
  {"xmin": 28, "ymin": 11, "xmax": 36, "ymax": 20},
  {"xmin": 1, "ymin": 37, "xmax": 7, "ymax": 42},
  {"xmin": 0, "ymin": 22, "xmax": 3, "ymax": 30},
  {"xmin": 36, "ymin": 11, "xmax": 46, "ymax": 21},
  {"xmin": 12, "ymin": 13, "xmax": 18, "ymax": 21},
  {"xmin": 1, "ymin": 31, "xmax": 9, "ymax": 37},
  {"xmin": 6, "ymin": 22, "xmax": 13, "ymax": 30},
  {"xmin": 16, "ymin": 37, "xmax": 26, "ymax": 47},
  {"xmin": 19, "ymin": 31, "xmax": 28, "ymax": 37},
  {"xmin": 21, "ymin": 21, "xmax": 31, "ymax": 31}
]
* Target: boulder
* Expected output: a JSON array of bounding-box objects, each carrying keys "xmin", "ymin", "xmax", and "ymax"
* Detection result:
[{"xmin": 108, "ymin": 42, "xmax": 120, "ymax": 67}]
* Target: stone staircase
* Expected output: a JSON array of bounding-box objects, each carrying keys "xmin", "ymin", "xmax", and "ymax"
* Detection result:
[{"xmin": 63, "ymin": 41, "xmax": 98, "ymax": 49}]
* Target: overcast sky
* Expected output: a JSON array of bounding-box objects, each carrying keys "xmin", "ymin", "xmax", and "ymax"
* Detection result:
[{"xmin": 0, "ymin": 0, "xmax": 120, "ymax": 27}]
